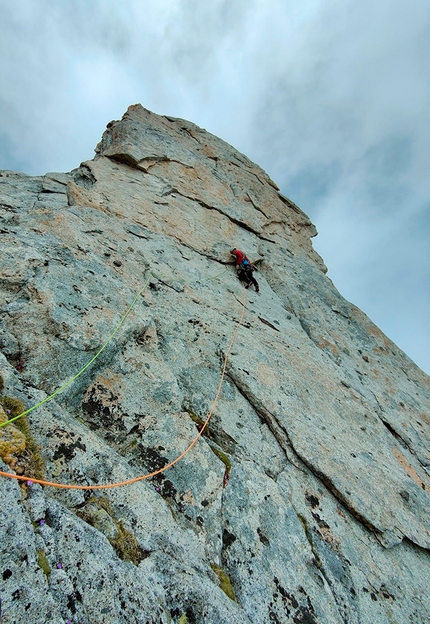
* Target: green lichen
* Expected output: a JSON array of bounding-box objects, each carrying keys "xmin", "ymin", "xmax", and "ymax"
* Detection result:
[
  {"xmin": 126, "ymin": 438, "xmax": 138, "ymax": 448},
  {"xmin": 209, "ymin": 445, "xmax": 231, "ymax": 474},
  {"xmin": 77, "ymin": 496, "xmax": 149, "ymax": 566},
  {"xmin": 210, "ymin": 563, "xmax": 236, "ymax": 601},
  {"xmin": 186, "ymin": 409, "xmax": 212, "ymax": 438},
  {"xmin": 110, "ymin": 520, "xmax": 149, "ymax": 565},
  {"xmin": 209, "ymin": 444, "xmax": 231, "ymax": 487},
  {"xmin": 178, "ymin": 614, "xmax": 189, "ymax": 624},
  {"xmin": 0, "ymin": 396, "xmax": 25, "ymax": 421},
  {"xmin": 37, "ymin": 549, "xmax": 51, "ymax": 577},
  {"xmin": 297, "ymin": 513, "xmax": 314, "ymax": 547},
  {"xmin": 90, "ymin": 495, "xmax": 112, "ymax": 514},
  {"xmin": 297, "ymin": 513, "xmax": 323, "ymax": 569},
  {"xmin": 0, "ymin": 396, "xmax": 45, "ymax": 479},
  {"xmin": 0, "ymin": 415, "xmax": 26, "ymax": 468}
]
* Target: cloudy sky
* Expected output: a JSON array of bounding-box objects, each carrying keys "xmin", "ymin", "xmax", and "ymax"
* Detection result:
[{"xmin": 1, "ymin": 0, "xmax": 429, "ymax": 373}]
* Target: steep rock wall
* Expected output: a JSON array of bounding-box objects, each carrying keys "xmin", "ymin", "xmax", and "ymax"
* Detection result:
[{"xmin": 0, "ymin": 104, "xmax": 429, "ymax": 624}]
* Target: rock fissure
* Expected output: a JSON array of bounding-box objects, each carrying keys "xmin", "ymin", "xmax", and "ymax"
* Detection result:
[
  {"xmin": 1, "ymin": 104, "xmax": 429, "ymax": 624},
  {"xmin": 159, "ymin": 182, "xmax": 276, "ymax": 244},
  {"xmin": 245, "ymin": 193, "xmax": 270, "ymax": 219},
  {"xmin": 224, "ymin": 370, "xmax": 303, "ymax": 471},
  {"xmin": 293, "ymin": 506, "xmax": 347, "ymax": 624},
  {"xmin": 297, "ymin": 459, "xmax": 389, "ymax": 541}
]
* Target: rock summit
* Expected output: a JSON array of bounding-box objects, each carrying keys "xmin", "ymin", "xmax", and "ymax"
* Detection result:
[{"xmin": 1, "ymin": 104, "xmax": 429, "ymax": 623}]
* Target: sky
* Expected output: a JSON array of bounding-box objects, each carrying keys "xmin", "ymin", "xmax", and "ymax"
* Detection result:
[{"xmin": 1, "ymin": 0, "xmax": 429, "ymax": 374}]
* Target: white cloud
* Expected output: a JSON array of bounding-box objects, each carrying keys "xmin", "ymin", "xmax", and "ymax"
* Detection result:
[{"xmin": 0, "ymin": 0, "xmax": 429, "ymax": 372}]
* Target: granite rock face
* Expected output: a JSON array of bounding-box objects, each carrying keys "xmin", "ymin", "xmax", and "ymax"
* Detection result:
[{"xmin": 1, "ymin": 104, "xmax": 429, "ymax": 624}]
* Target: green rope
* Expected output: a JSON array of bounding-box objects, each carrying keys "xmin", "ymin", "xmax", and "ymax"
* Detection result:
[{"xmin": 0, "ymin": 274, "xmax": 152, "ymax": 429}]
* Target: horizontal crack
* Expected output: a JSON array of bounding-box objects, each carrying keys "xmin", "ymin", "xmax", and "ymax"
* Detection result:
[{"xmin": 153, "ymin": 177, "xmax": 277, "ymax": 244}]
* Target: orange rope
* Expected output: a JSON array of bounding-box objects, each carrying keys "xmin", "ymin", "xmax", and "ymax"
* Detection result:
[{"xmin": 0, "ymin": 290, "xmax": 247, "ymax": 490}]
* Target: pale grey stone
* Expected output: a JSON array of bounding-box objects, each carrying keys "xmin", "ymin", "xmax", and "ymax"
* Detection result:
[{"xmin": 0, "ymin": 104, "xmax": 429, "ymax": 624}]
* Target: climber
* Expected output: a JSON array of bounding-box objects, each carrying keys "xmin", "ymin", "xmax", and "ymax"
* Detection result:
[{"xmin": 230, "ymin": 248, "xmax": 259, "ymax": 292}]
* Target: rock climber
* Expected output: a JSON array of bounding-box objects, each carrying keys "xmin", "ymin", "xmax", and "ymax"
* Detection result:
[{"xmin": 230, "ymin": 248, "xmax": 259, "ymax": 292}]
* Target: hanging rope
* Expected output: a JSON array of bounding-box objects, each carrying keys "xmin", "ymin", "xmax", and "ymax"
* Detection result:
[
  {"xmin": 0, "ymin": 285, "xmax": 247, "ymax": 490},
  {"xmin": 0, "ymin": 274, "xmax": 153, "ymax": 429}
]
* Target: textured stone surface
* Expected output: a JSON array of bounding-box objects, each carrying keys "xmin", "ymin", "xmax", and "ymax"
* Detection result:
[{"xmin": 0, "ymin": 104, "xmax": 429, "ymax": 623}]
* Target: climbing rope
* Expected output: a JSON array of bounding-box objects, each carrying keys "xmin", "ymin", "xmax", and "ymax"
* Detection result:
[
  {"xmin": 0, "ymin": 283, "xmax": 247, "ymax": 490},
  {"xmin": 0, "ymin": 274, "xmax": 153, "ymax": 429}
]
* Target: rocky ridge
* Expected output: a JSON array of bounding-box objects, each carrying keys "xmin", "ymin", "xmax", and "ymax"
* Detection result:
[{"xmin": 0, "ymin": 104, "xmax": 429, "ymax": 623}]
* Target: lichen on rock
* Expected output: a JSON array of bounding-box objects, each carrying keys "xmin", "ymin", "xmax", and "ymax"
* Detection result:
[
  {"xmin": 0, "ymin": 105, "xmax": 429, "ymax": 624},
  {"xmin": 0, "ymin": 404, "xmax": 26, "ymax": 468}
]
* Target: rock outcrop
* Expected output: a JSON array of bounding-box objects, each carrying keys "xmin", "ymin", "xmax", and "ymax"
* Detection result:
[{"xmin": 1, "ymin": 104, "xmax": 429, "ymax": 624}]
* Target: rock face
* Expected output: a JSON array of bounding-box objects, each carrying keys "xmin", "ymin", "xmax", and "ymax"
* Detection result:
[{"xmin": 0, "ymin": 104, "xmax": 429, "ymax": 624}]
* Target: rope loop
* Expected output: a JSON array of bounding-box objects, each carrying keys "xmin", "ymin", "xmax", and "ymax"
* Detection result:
[{"xmin": 0, "ymin": 282, "xmax": 247, "ymax": 490}]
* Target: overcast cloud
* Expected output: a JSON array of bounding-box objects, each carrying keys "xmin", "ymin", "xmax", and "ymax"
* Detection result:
[{"xmin": 1, "ymin": 0, "xmax": 429, "ymax": 373}]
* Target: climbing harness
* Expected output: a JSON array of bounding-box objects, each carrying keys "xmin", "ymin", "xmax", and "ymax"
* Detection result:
[{"xmin": 0, "ymin": 280, "xmax": 247, "ymax": 490}]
